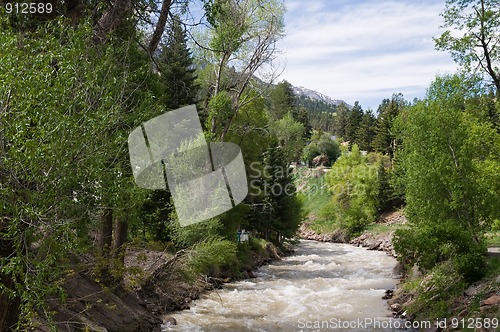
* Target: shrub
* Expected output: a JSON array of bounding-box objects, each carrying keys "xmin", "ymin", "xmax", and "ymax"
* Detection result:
[
  {"xmin": 405, "ymin": 262, "xmax": 466, "ymax": 320},
  {"xmin": 185, "ymin": 236, "xmax": 238, "ymax": 278},
  {"xmin": 394, "ymin": 220, "xmax": 487, "ymax": 282},
  {"xmin": 302, "ymin": 133, "xmax": 340, "ymax": 166},
  {"xmin": 324, "ymin": 144, "xmax": 380, "ymax": 236}
]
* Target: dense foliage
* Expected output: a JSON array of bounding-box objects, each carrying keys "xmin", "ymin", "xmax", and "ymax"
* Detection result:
[
  {"xmin": 1, "ymin": 0, "xmax": 498, "ymax": 329},
  {"xmin": 393, "ymin": 74, "xmax": 500, "ymax": 282},
  {"xmin": 323, "ymin": 146, "xmax": 384, "ymax": 236}
]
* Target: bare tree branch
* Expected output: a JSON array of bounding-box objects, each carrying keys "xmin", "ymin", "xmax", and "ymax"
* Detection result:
[
  {"xmin": 147, "ymin": 0, "xmax": 173, "ymax": 57},
  {"xmin": 92, "ymin": 0, "xmax": 133, "ymax": 45}
]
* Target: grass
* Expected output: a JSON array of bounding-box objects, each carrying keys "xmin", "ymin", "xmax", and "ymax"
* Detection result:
[
  {"xmin": 485, "ymin": 232, "xmax": 500, "ymax": 247},
  {"xmin": 294, "ymin": 169, "xmax": 340, "ymax": 234},
  {"xmin": 308, "ymin": 218, "xmax": 339, "ymax": 234},
  {"xmin": 485, "ymin": 256, "xmax": 500, "ymax": 278},
  {"xmin": 297, "ymin": 174, "xmax": 331, "ymax": 217},
  {"xmin": 364, "ymin": 222, "xmax": 408, "ymax": 235}
]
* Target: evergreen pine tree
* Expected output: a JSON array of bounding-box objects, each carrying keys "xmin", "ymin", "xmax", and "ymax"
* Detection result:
[
  {"xmin": 292, "ymin": 106, "xmax": 312, "ymax": 139},
  {"xmin": 259, "ymin": 146, "xmax": 302, "ymax": 243},
  {"xmin": 372, "ymin": 94, "xmax": 406, "ymax": 156},
  {"xmin": 158, "ymin": 15, "xmax": 198, "ymax": 109},
  {"xmin": 355, "ymin": 110, "xmax": 376, "ymax": 151},
  {"xmin": 269, "ymin": 80, "xmax": 295, "ymax": 120},
  {"xmin": 345, "ymin": 101, "xmax": 363, "ymax": 143},
  {"xmin": 371, "ymin": 99, "xmax": 391, "ymax": 154},
  {"xmin": 141, "ymin": 15, "xmax": 200, "ymax": 241},
  {"xmin": 334, "ymin": 102, "xmax": 350, "ymax": 139}
]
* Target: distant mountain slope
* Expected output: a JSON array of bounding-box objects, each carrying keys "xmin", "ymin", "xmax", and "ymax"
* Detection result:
[
  {"xmin": 292, "ymin": 86, "xmax": 346, "ymax": 107},
  {"xmin": 291, "ymin": 86, "xmax": 345, "ymax": 133}
]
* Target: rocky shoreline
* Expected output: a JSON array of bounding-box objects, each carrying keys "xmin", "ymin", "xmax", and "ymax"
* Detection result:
[
  {"xmin": 298, "ymin": 223, "xmax": 396, "ymax": 256},
  {"xmin": 297, "ymin": 211, "xmax": 408, "ymax": 322},
  {"xmin": 298, "ymin": 209, "xmax": 407, "ymax": 257},
  {"xmin": 297, "ymin": 213, "xmax": 500, "ymax": 332}
]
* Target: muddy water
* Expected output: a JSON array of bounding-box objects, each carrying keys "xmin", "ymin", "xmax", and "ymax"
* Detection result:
[{"xmin": 163, "ymin": 240, "xmax": 405, "ymax": 332}]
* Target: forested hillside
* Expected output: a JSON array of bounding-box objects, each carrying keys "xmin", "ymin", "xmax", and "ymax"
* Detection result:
[{"xmin": 0, "ymin": 1, "xmax": 304, "ymax": 329}]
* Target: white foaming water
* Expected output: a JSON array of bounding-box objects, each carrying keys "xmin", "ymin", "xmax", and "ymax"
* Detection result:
[{"xmin": 163, "ymin": 240, "xmax": 405, "ymax": 332}]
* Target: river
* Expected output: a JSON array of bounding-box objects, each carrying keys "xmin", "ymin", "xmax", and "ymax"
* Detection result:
[{"xmin": 163, "ymin": 240, "xmax": 407, "ymax": 332}]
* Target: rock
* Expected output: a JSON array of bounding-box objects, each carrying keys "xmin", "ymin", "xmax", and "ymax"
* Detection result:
[
  {"xmin": 265, "ymin": 243, "xmax": 282, "ymax": 260},
  {"xmin": 382, "ymin": 289, "xmax": 394, "ymax": 299},
  {"xmin": 247, "ymin": 270, "xmax": 257, "ymax": 278},
  {"xmin": 163, "ymin": 316, "xmax": 177, "ymax": 327},
  {"xmin": 390, "ymin": 303, "xmax": 401, "ymax": 311},
  {"xmin": 464, "ymin": 285, "xmax": 479, "ymax": 297},
  {"xmin": 322, "ymin": 234, "xmax": 333, "ymax": 242},
  {"xmin": 480, "ymin": 294, "xmax": 500, "ymax": 307},
  {"xmin": 368, "ymin": 241, "xmax": 381, "ymax": 250},
  {"xmin": 392, "ymin": 261, "xmax": 405, "ymax": 276}
]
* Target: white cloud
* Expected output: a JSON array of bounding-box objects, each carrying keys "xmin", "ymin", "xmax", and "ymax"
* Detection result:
[{"xmin": 278, "ymin": 0, "xmax": 459, "ymax": 109}]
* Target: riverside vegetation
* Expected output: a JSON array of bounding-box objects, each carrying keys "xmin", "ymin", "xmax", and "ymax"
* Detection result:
[{"xmin": 1, "ymin": 0, "xmax": 499, "ymax": 331}]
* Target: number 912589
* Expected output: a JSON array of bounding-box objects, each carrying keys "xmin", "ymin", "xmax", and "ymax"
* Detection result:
[{"xmin": 4, "ymin": 2, "xmax": 53, "ymax": 14}]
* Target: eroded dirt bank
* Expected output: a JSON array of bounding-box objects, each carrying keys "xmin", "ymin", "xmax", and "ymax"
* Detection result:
[{"xmin": 32, "ymin": 243, "xmax": 285, "ymax": 331}]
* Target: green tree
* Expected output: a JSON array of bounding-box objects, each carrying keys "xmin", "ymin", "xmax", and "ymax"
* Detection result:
[
  {"xmin": 158, "ymin": 15, "xmax": 198, "ymax": 109},
  {"xmin": 393, "ymin": 74, "xmax": 500, "ymax": 282},
  {"xmin": 333, "ymin": 102, "xmax": 350, "ymax": 139},
  {"xmin": 324, "ymin": 145, "xmax": 380, "ymax": 236},
  {"xmin": 301, "ymin": 132, "xmax": 341, "ymax": 167},
  {"xmin": 292, "ymin": 107, "xmax": 312, "ymax": 139},
  {"xmin": 345, "ymin": 101, "xmax": 363, "ymax": 143},
  {"xmin": 140, "ymin": 14, "xmax": 201, "ymax": 243},
  {"xmin": 225, "ymin": 90, "xmax": 271, "ymax": 165},
  {"xmin": 270, "ymin": 113, "xmax": 305, "ymax": 163},
  {"xmin": 435, "ymin": 0, "xmax": 500, "ymax": 95},
  {"xmin": 371, "ymin": 94, "xmax": 406, "ymax": 157},
  {"xmin": 269, "ymin": 80, "xmax": 295, "ymax": 120},
  {"xmin": 0, "ymin": 20, "xmax": 161, "ymax": 328},
  {"xmin": 257, "ymin": 146, "xmax": 303, "ymax": 243},
  {"xmin": 355, "ymin": 109, "xmax": 376, "ymax": 151},
  {"xmin": 202, "ymin": 0, "xmax": 285, "ymax": 141}
]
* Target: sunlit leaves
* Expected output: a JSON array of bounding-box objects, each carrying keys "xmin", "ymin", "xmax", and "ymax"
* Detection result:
[{"xmin": 394, "ymin": 74, "xmax": 500, "ymax": 281}]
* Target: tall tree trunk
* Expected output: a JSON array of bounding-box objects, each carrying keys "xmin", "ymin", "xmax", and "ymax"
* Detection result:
[
  {"xmin": 112, "ymin": 213, "xmax": 128, "ymax": 284},
  {"xmin": 98, "ymin": 208, "xmax": 113, "ymax": 256},
  {"xmin": 97, "ymin": 208, "xmax": 114, "ymax": 284},
  {"xmin": 92, "ymin": 0, "xmax": 132, "ymax": 45},
  {"xmin": 113, "ymin": 215, "xmax": 128, "ymax": 257},
  {"xmin": 148, "ymin": 0, "xmax": 173, "ymax": 57},
  {"xmin": 477, "ymin": 0, "xmax": 500, "ymax": 96}
]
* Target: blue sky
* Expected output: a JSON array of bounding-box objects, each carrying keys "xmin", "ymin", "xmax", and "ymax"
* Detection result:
[{"xmin": 277, "ymin": 0, "xmax": 459, "ymax": 109}]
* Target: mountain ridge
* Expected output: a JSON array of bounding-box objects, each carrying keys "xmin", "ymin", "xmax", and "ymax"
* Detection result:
[{"xmin": 292, "ymin": 85, "xmax": 347, "ymax": 107}]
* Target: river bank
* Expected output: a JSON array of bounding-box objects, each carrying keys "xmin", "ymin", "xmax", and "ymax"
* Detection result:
[
  {"xmin": 298, "ymin": 210, "xmax": 500, "ymax": 332},
  {"xmin": 163, "ymin": 240, "xmax": 401, "ymax": 331},
  {"xmin": 31, "ymin": 208, "xmax": 498, "ymax": 331},
  {"xmin": 298, "ymin": 210, "xmax": 405, "ymax": 257},
  {"xmin": 31, "ymin": 241, "xmax": 286, "ymax": 331}
]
